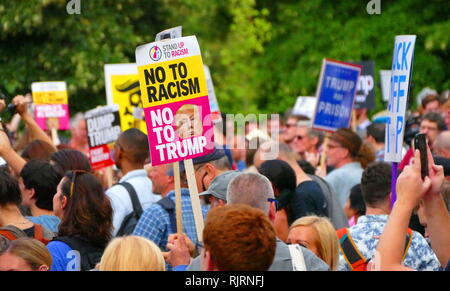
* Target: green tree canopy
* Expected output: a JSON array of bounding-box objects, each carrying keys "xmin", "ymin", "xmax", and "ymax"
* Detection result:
[{"xmin": 1, "ymin": 0, "xmax": 448, "ymax": 115}]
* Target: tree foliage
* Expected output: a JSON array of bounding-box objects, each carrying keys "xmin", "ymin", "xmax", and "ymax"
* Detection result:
[{"xmin": 0, "ymin": 0, "xmax": 448, "ymax": 115}]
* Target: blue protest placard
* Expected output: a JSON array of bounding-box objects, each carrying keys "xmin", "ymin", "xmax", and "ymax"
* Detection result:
[
  {"xmin": 312, "ymin": 59, "xmax": 362, "ymax": 132},
  {"xmin": 385, "ymin": 35, "xmax": 416, "ymax": 162}
]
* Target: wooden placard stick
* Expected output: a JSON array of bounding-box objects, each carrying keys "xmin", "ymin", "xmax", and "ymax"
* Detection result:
[
  {"xmin": 183, "ymin": 158, "xmax": 204, "ymax": 242},
  {"xmin": 173, "ymin": 161, "xmax": 183, "ymax": 236},
  {"xmin": 319, "ymin": 136, "xmax": 329, "ymax": 174},
  {"xmin": 351, "ymin": 110, "xmax": 357, "ymax": 132}
]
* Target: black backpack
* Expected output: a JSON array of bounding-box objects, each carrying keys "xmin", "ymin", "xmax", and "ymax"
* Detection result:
[
  {"xmin": 115, "ymin": 182, "xmax": 143, "ymax": 237},
  {"xmin": 156, "ymin": 196, "xmax": 177, "ymax": 234},
  {"xmin": 52, "ymin": 236, "xmax": 104, "ymax": 271}
]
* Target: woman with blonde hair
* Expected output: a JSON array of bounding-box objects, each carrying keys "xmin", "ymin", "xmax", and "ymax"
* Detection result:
[
  {"xmin": 287, "ymin": 216, "xmax": 339, "ymax": 270},
  {"xmin": 0, "ymin": 238, "xmax": 52, "ymax": 271},
  {"xmin": 98, "ymin": 236, "xmax": 165, "ymax": 271}
]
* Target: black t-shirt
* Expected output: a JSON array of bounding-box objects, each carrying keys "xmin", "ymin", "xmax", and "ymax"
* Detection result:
[
  {"xmin": 22, "ymin": 226, "xmax": 35, "ymax": 237},
  {"xmin": 290, "ymin": 180, "xmax": 328, "ymax": 223}
]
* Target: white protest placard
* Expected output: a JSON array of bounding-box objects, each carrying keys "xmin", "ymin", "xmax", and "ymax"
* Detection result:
[
  {"xmin": 292, "ymin": 96, "xmax": 316, "ymax": 119},
  {"xmin": 204, "ymin": 65, "xmax": 222, "ymax": 123},
  {"xmin": 380, "ymin": 70, "xmax": 392, "ymax": 102},
  {"xmin": 385, "ymin": 35, "xmax": 416, "ymax": 162},
  {"xmin": 155, "ymin": 26, "xmax": 183, "ymax": 42}
]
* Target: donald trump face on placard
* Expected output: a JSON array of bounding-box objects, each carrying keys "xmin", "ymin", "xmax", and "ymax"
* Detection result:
[{"xmin": 175, "ymin": 104, "xmax": 203, "ymax": 139}]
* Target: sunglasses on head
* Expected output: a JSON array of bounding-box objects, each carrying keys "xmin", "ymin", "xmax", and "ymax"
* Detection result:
[{"xmin": 66, "ymin": 170, "xmax": 89, "ymax": 199}]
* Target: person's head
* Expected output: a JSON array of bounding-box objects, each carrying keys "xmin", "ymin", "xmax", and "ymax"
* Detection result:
[
  {"xmin": 21, "ymin": 140, "xmax": 56, "ymax": 161},
  {"xmin": 287, "ymin": 216, "xmax": 339, "ymax": 271},
  {"xmin": 202, "ymin": 204, "xmax": 276, "ymax": 271},
  {"xmin": 432, "ymin": 131, "xmax": 450, "ymax": 158},
  {"xmin": 419, "ymin": 112, "xmax": 446, "ymax": 146},
  {"xmin": 227, "ymin": 173, "xmax": 275, "ymax": 222},
  {"xmin": 344, "ymin": 184, "xmax": 366, "ymax": 219},
  {"xmin": 54, "ymin": 171, "xmax": 112, "ymax": 248},
  {"xmin": 50, "ymin": 149, "xmax": 92, "ymax": 177},
  {"xmin": 98, "ymin": 236, "xmax": 165, "ymax": 271},
  {"xmin": 327, "ymin": 128, "xmax": 375, "ymax": 169},
  {"xmin": 113, "ymin": 128, "xmax": 149, "ymax": 171},
  {"xmin": 199, "ymin": 171, "xmax": 241, "ymax": 209},
  {"xmin": 360, "ymin": 162, "xmax": 392, "ymax": 211},
  {"xmin": 70, "ymin": 112, "xmax": 87, "ymax": 144},
  {"xmin": 0, "ymin": 238, "xmax": 51, "ymax": 271},
  {"xmin": 258, "ymin": 159, "xmax": 296, "ymax": 216},
  {"xmin": 441, "ymin": 98, "xmax": 450, "ymax": 129},
  {"xmin": 147, "ymin": 164, "xmax": 174, "ymax": 195},
  {"xmin": 0, "ymin": 167, "xmax": 22, "ymax": 211},
  {"xmin": 366, "ymin": 123, "xmax": 386, "ymax": 146},
  {"xmin": 282, "ymin": 114, "xmax": 308, "ymax": 143},
  {"xmin": 292, "ymin": 122, "xmax": 324, "ymax": 155},
  {"xmin": 175, "ymin": 104, "xmax": 203, "ymax": 139},
  {"xmin": 254, "ymin": 140, "xmax": 300, "ymax": 170},
  {"xmin": 421, "ymin": 94, "xmax": 440, "ymax": 114},
  {"xmin": 192, "ymin": 148, "xmax": 232, "ymax": 193},
  {"xmin": 19, "ymin": 159, "xmax": 62, "ymax": 211}
]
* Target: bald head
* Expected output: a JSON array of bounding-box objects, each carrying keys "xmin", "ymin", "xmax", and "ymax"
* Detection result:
[
  {"xmin": 434, "ymin": 131, "xmax": 450, "ymax": 158},
  {"xmin": 117, "ymin": 128, "xmax": 149, "ymax": 165},
  {"xmin": 227, "ymin": 173, "xmax": 274, "ymax": 215}
]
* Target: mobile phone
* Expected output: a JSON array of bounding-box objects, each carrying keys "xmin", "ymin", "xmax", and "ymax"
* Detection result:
[{"xmin": 414, "ymin": 133, "xmax": 428, "ymax": 179}]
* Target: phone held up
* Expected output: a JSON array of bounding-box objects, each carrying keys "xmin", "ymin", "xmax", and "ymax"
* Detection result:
[{"xmin": 414, "ymin": 133, "xmax": 428, "ymax": 180}]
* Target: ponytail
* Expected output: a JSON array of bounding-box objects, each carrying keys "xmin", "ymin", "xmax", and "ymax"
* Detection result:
[{"xmin": 356, "ymin": 141, "xmax": 376, "ymax": 169}]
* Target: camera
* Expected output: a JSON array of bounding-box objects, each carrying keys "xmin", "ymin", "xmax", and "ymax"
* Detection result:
[
  {"xmin": 0, "ymin": 90, "xmax": 17, "ymax": 115},
  {"xmin": 404, "ymin": 114, "xmax": 421, "ymax": 145}
]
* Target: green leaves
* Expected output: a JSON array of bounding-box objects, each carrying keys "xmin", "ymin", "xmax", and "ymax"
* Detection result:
[{"xmin": 0, "ymin": 0, "xmax": 448, "ymax": 116}]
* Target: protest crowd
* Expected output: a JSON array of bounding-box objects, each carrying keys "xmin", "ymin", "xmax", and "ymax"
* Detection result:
[{"xmin": 0, "ymin": 29, "xmax": 449, "ymax": 273}]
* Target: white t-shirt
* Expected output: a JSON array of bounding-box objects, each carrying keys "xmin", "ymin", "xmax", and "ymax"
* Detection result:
[{"xmin": 106, "ymin": 169, "xmax": 161, "ymax": 236}]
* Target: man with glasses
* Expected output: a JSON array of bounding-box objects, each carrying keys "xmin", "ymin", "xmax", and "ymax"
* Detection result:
[
  {"xmin": 191, "ymin": 147, "xmax": 232, "ymax": 196},
  {"xmin": 106, "ymin": 128, "xmax": 160, "ymax": 237},
  {"xmin": 291, "ymin": 121, "xmax": 324, "ymax": 159},
  {"xmin": 169, "ymin": 173, "xmax": 329, "ymax": 271},
  {"xmin": 400, "ymin": 112, "xmax": 446, "ymax": 170},
  {"xmin": 280, "ymin": 114, "xmax": 309, "ymax": 146}
]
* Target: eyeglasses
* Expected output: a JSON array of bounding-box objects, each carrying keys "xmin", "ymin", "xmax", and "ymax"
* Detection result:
[
  {"xmin": 67, "ymin": 170, "xmax": 89, "ymax": 199},
  {"xmin": 327, "ymin": 144, "xmax": 343, "ymax": 150},
  {"xmin": 267, "ymin": 198, "xmax": 278, "ymax": 206}
]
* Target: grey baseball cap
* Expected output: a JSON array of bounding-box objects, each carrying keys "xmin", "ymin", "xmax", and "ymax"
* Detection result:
[{"xmin": 199, "ymin": 170, "xmax": 242, "ymax": 201}]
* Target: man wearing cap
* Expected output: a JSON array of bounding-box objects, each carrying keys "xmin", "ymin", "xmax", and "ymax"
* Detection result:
[
  {"xmin": 167, "ymin": 172, "xmax": 330, "ymax": 271},
  {"xmin": 166, "ymin": 170, "xmax": 242, "ymax": 270},
  {"xmin": 190, "ymin": 146, "xmax": 233, "ymax": 195},
  {"xmin": 199, "ymin": 171, "xmax": 241, "ymax": 209}
]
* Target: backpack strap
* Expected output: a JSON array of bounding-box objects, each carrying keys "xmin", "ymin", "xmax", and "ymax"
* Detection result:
[
  {"xmin": 402, "ymin": 228, "xmax": 414, "ymax": 260},
  {"xmin": 0, "ymin": 230, "xmax": 18, "ymax": 241},
  {"xmin": 337, "ymin": 228, "xmax": 367, "ymax": 271},
  {"xmin": 52, "ymin": 236, "xmax": 104, "ymax": 271},
  {"xmin": 117, "ymin": 182, "xmax": 143, "ymax": 217},
  {"xmin": 157, "ymin": 196, "xmax": 177, "ymax": 234}
]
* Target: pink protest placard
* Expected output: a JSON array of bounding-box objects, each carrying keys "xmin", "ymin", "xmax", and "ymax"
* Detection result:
[
  {"xmin": 32, "ymin": 82, "xmax": 70, "ymax": 131},
  {"xmin": 136, "ymin": 36, "xmax": 215, "ymax": 166}
]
